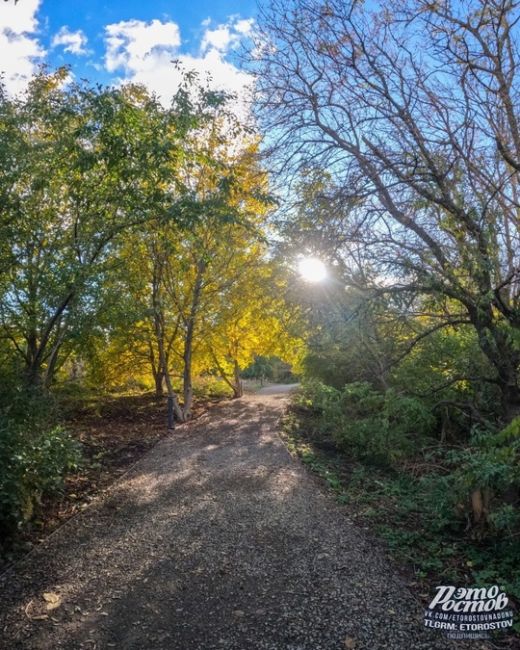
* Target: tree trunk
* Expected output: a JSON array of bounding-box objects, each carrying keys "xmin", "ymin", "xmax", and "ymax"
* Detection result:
[
  {"xmin": 148, "ymin": 341, "xmax": 164, "ymax": 398},
  {"xmin": 208, "ymin": 347, "xmax": 240, "ymax": 397},
  {"xmin": 182, "ymin": 346, "xmax": 193, "ymax": 420},
  {"xmin": 233, "ymin": 359, "xmax": 243, "ymax": 398},
  {"xmin": 471, "ymin": 487, "xmax": 492, "ymax": 526},
  {"xmin": 181, "ymin": 259, "xmax": 205, "ymax": 420},
  {"xmin": 163, "ymin": 370, "xmax": 183, "ymax": 422},
  {"xmin": 152, "ymin": 267, "xmax": 184, "ymax": 423},
  {"xmin": 25, "ymin": 358, "xmax": 42, "ymax": 390},
  {"xmin": 42, "ymin": 326, "xmax": 69, "ymax": 389},
  {"xmin": 154, "ymin": 370, "xmax": 164, "ymax": 398},
  {"xmin": 43, "ymin": 345, "xmax": 61, "ymax": 389}
]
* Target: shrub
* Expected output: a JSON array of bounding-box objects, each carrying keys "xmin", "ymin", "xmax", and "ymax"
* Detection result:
[
  {"xmin": 193, "ymin": 375, "xmax": 234, "ymax": 399},
  {"xmin": 335, "ymin": 384, "xmax": 435, "ymax": 464},
  {"xmin": 446, "ymin": 419, "xmax": 520, "ymax": 533},
  {"xmin": 297, "ymin": 379, "xmax": 341, "ymax": 413},
  {"xmin": 0, "ymin": 416, "xmax": 81, "ymax": 539},
  {"xmin": 299, "ymin": 380, "xmax": 435, "ymax": 464}
]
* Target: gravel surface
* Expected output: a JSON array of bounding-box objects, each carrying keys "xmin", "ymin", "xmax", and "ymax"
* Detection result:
[{"xmin": 0, "ymin": 387, "xmax": 482, "ymax": 649}]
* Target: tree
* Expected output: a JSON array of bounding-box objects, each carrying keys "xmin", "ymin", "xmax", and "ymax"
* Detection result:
[
  {"xmin": 91, "ymin": 127, "xmax": 302, "ymax": 412},
  {"xmin": 98, "ymin": 95, "xmax": 280, "ymax": 419},
  {"xmin": 254, "ymin": 0, "xmax": 520, "ymax": 414},
  {"xmin": 146, "ymin": 133, "xmax": 283, "ymax": 414},
  {"xmin": 0, "ymin": 70, "xmax": 185, "ymax": 389}
]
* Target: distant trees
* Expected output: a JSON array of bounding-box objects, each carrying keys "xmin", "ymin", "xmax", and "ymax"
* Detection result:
[
  {"xmin": 255, "ymin": 0, "xmax": 520, "ymax": 414},
  {"xmin": 242, "ymin": 355, "xmax": 296, "ymax": 386}
]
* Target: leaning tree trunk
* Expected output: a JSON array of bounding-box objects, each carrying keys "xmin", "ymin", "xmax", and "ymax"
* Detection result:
[
  {"xmin": 208, "ymin": 348, "xmax": 242, "ymax": 397},
  {"xmin": 233, "ymin": 359, "xmax": 243, "ymax": 398}
]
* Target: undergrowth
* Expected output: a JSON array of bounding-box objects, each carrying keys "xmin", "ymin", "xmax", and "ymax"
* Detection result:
[{"xmin": 281, "ymin": 397, "xmax": 520, "ymax": 636}]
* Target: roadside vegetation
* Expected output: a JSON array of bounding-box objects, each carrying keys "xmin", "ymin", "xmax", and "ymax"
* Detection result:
[{"xmin": 283, "ymin": 382, "xmax": 520, "ymax": 613}]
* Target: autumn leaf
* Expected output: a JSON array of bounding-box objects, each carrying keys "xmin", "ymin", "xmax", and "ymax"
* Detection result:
[{"xmin": 43, "ymin": 592, "xmax": 62, "ymax": 610}]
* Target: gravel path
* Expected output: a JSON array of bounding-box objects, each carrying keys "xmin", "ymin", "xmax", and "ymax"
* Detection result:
[{"xmin": 0, "ymin": 387, "xmax": 475, "ymax": 649}]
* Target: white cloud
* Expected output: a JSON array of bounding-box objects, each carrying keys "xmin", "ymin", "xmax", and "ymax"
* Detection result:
[
  {"xmin": 234, "ymin": 19, "xmax": 254, "ymax": 36},
  {"xmin": 200, "ymin": 17, "xmax": 254, "ymax": 54},
  {"xmin": 52, "ymin": 26, "xmax": 89, "ymax": 56},
  {"xmin": 201, "ymin": 25, "xmax": 233, "ymax": 52},
  {"xmin": 103, "ymin": 16, "xmax": 254, "ymax": 113},
  {"xmin": 105, "ymin": 19, "xmax": 181, "ymax": 74},
  {"xmin": 0, "ymin": 0, "xmax": 45, "ymax": 94},
  {"xmin": 0, "ymin": 0, "xmax": 40, "ymax": 32}
]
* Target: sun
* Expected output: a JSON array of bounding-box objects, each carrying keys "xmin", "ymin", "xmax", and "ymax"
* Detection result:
[{"xmin": 298, "ymin": 256, "xmax": 327, "ymax": 283}]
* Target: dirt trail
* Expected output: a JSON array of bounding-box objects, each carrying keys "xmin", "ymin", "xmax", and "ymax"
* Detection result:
[{"xmin": 0, "ymin": 386, "xmax": 467, "ymax": 649}]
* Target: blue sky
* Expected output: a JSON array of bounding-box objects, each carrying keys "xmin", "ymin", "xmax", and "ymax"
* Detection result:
[{"xmin": 0, "ymin": 0, "xmax": 257, "ymax": 100}]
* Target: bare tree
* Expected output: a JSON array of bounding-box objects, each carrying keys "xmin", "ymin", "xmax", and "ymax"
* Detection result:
[{"xmin": 254, "ymin": 0, "xmax": 520, "ymax": 412}]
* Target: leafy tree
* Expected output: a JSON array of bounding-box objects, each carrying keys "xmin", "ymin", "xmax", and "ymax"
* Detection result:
[
  {"xmin": 91, "ymin": 96, "xmax": 294, "ymax": 418},
  {"xmin": 202, "ymin": 258, "xmax": 303, "ymax": 397},
  {"xmin": 0, "ymin": 70, "xmax": 187, "ymax": 389}
]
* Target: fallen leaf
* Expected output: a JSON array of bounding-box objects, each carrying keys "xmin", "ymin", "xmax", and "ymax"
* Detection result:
[
  {"xmin": 43, "ymin": 592, "xmax": 60, "ymax": 603},
  {"xmin": 43, "ymin": 592, "xmax": 61, "ymax": 611},
  {"xmin": 344, "ymin": 638, "xmax": 357, "ymax": 649}
]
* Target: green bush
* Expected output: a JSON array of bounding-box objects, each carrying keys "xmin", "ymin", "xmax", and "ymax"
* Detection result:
[
  {"xmin": 390, "ymin": 326, "xmax": 502, "ymax": 433},
  {"xmin": 296, "ymin": 380, "xmax": 342, "ymax": 422},
  {"xmin": 445, "ymin": 420, "xmax": 520, "ymax": 532},
  {"xmin": 292, "ymin": 383, "xmax": 520, "ymax": 603},
  {"xmin": 0, "ymin": 417, "xmax": 81, "ymax": 538},
  {"xmin": 336, "ymin": 384, "xmax": 435, "ymax": 464},
  {"xmin": 193, "ymin": 375, "xmax": 234, "ymax": 399},
  {"xmin": 299, "ymin": 380, "xmax": 435, "ymax": 464}
]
